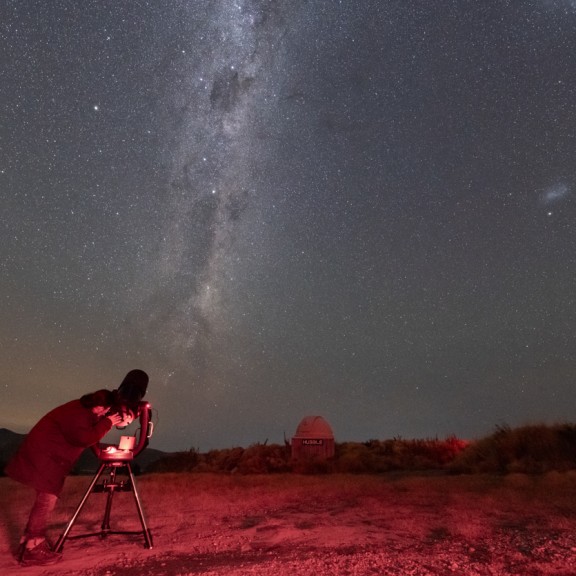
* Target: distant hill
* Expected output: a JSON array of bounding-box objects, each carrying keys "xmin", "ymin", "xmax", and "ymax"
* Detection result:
[
  {"xmin": 0, "ymin": 428, "xmax": 168, "ymax": 476},
  {"xmin": 0, "ymin": 428, "xmax": 26, "ymax": 469}
]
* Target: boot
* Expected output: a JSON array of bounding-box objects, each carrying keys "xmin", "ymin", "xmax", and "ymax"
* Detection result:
[{"xmin": 20, "ymin": 539, "xmax": 62, "ymax": 567}]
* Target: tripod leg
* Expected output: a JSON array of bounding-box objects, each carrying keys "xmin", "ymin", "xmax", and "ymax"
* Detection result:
[
  {"xmin": 54, "ymin": 462, "xmax": 106, "ymax": 553},
  {"xmin": 100, "ymin": 467, "xmax": 117, "ymax": 536},
  {"xmin": 126, "ymin": 463, "xmax": 153, "ymax": 548}
]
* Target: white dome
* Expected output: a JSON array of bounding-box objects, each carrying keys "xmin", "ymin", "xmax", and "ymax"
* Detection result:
[{"xmin": 293, "ymin": 415, "xmax": 334, "ymax": 439}]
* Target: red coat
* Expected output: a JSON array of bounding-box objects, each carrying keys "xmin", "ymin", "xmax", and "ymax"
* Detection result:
[{"xmin": 5, "ymin": 399, "xmax": 113, "ymax": 496}]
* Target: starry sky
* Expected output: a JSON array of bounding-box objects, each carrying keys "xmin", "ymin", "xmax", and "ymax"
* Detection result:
[{"xmin": 2, "ymin": 1, "xmax": 576, "ymax": 453}]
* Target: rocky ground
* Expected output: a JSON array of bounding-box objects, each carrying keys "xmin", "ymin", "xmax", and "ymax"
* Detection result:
[{"xmin": 2, "ymin": 472, "xmax": 576, "ymax": 575}]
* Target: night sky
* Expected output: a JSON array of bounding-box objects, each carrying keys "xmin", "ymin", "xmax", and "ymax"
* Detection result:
[{"xmin": 3, "ymin": 1, "xmax": 576, "ymax": 453}]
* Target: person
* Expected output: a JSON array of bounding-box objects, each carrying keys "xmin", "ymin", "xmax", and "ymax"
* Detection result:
[{"xmin": 5, "ymin": 388, "xmax": 126, "ymax": 566}]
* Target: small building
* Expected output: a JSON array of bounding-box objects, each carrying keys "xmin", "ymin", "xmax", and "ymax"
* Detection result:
[{"xmin": 291, "ymin": 415, "xmax": 335, "ymax": 460}]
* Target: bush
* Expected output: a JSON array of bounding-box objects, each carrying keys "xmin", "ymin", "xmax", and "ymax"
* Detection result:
[
  {"xmin": 146, "ymin": 448, "xmax": 200, "ymax": 473},
  {"xmin": 145, "ymin": 424, "xmax": 576, "ymax": 476},
  {"xmin": 146, "ymin": 436, "xmax": 469, "ymax": 475},
  {"xmin": 450, "ymin": 424, "xmax": 576, "ymax": 475}
]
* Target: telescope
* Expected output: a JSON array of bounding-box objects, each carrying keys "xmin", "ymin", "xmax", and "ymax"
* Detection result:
[
  {"xmin": 97, "ymin": 368, "xmax": 153, "ymax": 460},
  {"xmin": 98, "ymin": 400, "xmax": 153, "ymax": 461}
]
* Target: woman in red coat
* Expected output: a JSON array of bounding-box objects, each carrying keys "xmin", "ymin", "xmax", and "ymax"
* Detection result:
[{"xmin": 5, "ymin": 389, "xmax": 125, "ymax": 566}]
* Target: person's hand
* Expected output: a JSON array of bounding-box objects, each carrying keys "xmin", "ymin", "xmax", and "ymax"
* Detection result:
[
  {"xmin": 107, "ymin": 412, "xmax": 124, "ymax": 427},
  {"xmin": 121, "ymin": 411, "xmax": 135, "ymax": 426}
]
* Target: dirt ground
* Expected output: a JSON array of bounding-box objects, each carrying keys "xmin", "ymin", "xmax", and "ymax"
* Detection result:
[{"xmin": 2, "ymin": 471, "xmax": 576, "ymax": 575}]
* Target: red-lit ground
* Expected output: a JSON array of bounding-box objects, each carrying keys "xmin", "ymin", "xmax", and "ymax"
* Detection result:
[{"xmin": 2, "ymin": 472, "xmax": 576, "ymax": 575}]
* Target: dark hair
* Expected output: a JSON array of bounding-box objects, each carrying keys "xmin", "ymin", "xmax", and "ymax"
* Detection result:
[
  {"xmin": 117, "ymin": 369, "xmax": 149, "ymax": 405},
  {"xmin": 80, "ymin": 389, "xmax": 115, "ymax": 409}
]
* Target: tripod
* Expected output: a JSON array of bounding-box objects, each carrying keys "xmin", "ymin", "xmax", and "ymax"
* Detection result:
[{"xmin": 54, "ymin": 454, "xmax": 153, "ymax": 552}]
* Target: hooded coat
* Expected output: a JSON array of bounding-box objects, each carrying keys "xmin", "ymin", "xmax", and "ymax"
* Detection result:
[{"xmin": 5, "ymin": 399, "xmax": 113, "ymax": 496}]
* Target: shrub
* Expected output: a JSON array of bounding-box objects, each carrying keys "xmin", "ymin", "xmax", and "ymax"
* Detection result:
[
  {"xmin": 450, "ymin": 424, "xmax": 576, "ymax": 475},
  {"xmin": 145, "ymin": 424, "xmax": 576, "ymax": 476},
  {"xmin": 146, "ymin": 448, "xmax": 200, "ymax": 473}
]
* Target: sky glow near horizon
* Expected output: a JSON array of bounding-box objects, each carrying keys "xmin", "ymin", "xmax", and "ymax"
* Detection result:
[{"xmin": 2, "ymin": 1, "xmax": 576, "ymax": 452}]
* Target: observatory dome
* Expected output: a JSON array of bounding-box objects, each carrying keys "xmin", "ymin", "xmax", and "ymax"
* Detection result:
[{"xmin": 293, "ymin": 415, "xmax": 334, "ymax": 439}]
